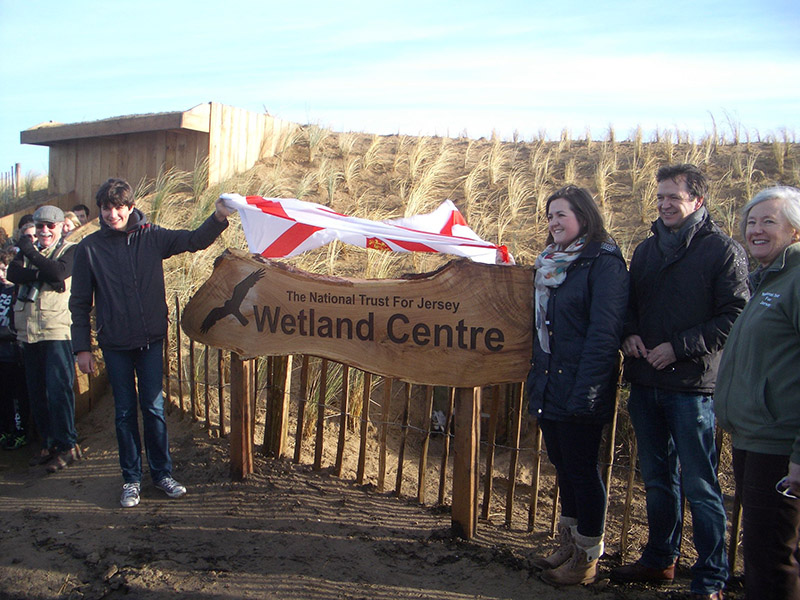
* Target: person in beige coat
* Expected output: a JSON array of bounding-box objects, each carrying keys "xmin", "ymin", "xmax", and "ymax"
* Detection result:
[{"xmin": 7, "ymin": 205, "xmax": 81, "ymax": 471}]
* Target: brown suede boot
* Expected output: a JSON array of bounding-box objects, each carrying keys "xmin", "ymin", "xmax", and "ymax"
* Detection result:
[
  {"xmin": 530, "ymin": 518, "xmax": 576, "ymax": 571},
  {"xmin": 540, "ymin": 531, "xmax": 603, "ymax": 586}
]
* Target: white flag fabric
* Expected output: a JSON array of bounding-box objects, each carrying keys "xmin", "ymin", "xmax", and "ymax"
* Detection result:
[{"xmin": 220, "ymin": 194, "xmax": 513, "ymax": 265}]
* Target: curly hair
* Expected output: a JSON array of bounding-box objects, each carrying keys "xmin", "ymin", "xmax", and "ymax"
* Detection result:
[{"xmin": 95, "ymin": 178, "xmax": 134, "ymax": 209}]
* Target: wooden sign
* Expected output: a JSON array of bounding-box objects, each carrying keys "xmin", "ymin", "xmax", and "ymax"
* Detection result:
[{"xmin": 182, "ymin": 249, "xmax": 533, "ymax": 387}]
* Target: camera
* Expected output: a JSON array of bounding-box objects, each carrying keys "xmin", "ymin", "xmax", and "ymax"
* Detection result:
[{"xmin": 17, "ymin": 282, "xmax": 42, "ymax": 303}]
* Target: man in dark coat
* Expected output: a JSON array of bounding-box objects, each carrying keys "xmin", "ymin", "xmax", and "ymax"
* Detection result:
[
  {"xmin": 70, "ymin": 178, "xmax": 231, "ymax": 508},
  {"xmin": 610, "ymin": 164, "xmax": 749, "ymax": 600}
]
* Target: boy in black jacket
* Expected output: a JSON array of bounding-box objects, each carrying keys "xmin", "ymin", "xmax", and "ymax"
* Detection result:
[{"xmin": 70, "ymin": 178, "xmax": 231, "ymax": 508}]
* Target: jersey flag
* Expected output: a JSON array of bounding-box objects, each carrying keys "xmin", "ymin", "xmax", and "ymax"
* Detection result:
[{"xmin": 220, "ymin": 194, "xmax": 513, "ymax": 265}]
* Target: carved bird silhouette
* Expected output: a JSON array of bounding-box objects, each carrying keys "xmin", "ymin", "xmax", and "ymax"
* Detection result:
[{"xmin": 200, "ymin": 268, "xmax": 265, "ymax": 333}]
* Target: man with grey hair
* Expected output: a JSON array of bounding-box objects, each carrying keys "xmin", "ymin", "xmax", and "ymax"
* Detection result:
[
  {"xmin": 8, "ymin": 205, "xmax": 81, "ymax": 471},
  {"xmin": 611, "ymin": 164, "xmax": 749, "ymax": 599}
]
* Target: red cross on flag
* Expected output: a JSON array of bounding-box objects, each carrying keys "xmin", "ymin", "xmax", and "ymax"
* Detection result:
[{"xmin": 220, "ymin": 194, "xmax": 513, "ymax": 265}]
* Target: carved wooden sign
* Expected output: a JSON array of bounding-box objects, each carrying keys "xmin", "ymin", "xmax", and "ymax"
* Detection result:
[{"xmin": 182, "ymin": 248, "xmax": 534, "ymax": 387}]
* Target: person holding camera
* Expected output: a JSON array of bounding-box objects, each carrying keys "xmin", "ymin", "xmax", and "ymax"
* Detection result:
[{"xmin": 7, "ymin": 205, "xmax": 81, "ymax": 471}]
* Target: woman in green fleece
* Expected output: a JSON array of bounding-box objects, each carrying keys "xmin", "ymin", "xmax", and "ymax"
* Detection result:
[{"xmin": 716, "ymin": 185, "xmax": 800, "ymax": 600}]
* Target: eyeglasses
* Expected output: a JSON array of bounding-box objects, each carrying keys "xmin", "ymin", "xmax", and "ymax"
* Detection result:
[
  {"xmin": 776, "ymin": 476, "xmax": 799, "ymax": 499},
  {"xmin": 35, "ymin": 222, "xmax": 58, "ymax": 230}
]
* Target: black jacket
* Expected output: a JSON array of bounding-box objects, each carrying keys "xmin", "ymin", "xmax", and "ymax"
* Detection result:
[
  {"xmin": 622, "ymin": 213, "xmax": 749, "ymax": 393},
  {"xmin": 8, "ymin": 235, "xmax": 75, "ymax": 290},
  {"xmin": 527, "ymin": 241, "xmax": 629, "ymax": 422},
  {"xmin": 69, "ymin": 208, "xmax": 227, "ymax": 353},
  {"xmin": 0, "ymin": 282, "xmax": 20, "ymax": 363}
]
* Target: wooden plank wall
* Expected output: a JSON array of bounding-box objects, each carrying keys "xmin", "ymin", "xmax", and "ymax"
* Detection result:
[
  {"xmin": 47, "ymin": 130, "xmax": 209, "ymax": 210},
  {"xmin": 208, "ymin": 103, "xmax": 298, "ymax": 184}
]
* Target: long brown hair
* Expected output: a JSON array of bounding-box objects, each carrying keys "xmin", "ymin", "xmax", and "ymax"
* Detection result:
[{"xmin": 544, "ymin": 185, "xmax": 610, "ymax": 245}]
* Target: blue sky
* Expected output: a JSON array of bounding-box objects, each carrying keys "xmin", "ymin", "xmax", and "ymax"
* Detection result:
[{"xmin": 1, "ymin": 0, "xmax": 798, "ymax": 175}]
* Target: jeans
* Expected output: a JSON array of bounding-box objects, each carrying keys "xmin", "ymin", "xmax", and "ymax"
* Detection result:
[
  {"xmin": 21, "ymin": 340, "xmax": 77, "ymax": 452},
  {"xmin": 627, "ymin": 384, "xmax": 728, "ymax": 594},
  {"xmin": 103, "ymin": 341, "xmax": 172, "ymax": 484},
  {"xmin": 539, "ymin": 418, "xmax": 607, "ymax": 537},
  {"xmin": 732, "ymin": 448, "xmax": 800, "ymax": 600}
]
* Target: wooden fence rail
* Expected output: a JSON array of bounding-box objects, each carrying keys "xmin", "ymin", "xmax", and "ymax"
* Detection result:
[{"xmin": 163, "ymin": 296, "xmax": 742, "ymax": 571}]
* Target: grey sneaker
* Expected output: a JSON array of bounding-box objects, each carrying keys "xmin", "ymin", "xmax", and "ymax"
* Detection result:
[
  {"xmin": 120, "ymin": 482, "xmax": 141, "ymax": 508},
  {"xmin": 154, "ymin": 476, "xmax": 187, "ymax": 498}
]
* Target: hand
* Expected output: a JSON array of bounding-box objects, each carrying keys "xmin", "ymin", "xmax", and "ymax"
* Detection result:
[
  {"xmin": 622, "ymin": 335, "xmax": 647, "ymax": 358},
  {"xmin": 786, "ymin": 462, "xmax": 800, "ymax": 498},
  {"xmin": 646, "ymin": 342, "xmax": 677, "ymax": 370},
  {"xmin": 15, "ymin": 233, "xmax": 35, "ymax": 254},
  {"xmin": 214, "ymin": 197, "xmax": 233, "ymax": 222},
  {"xmin": 77, "ymin": 351, "xmax": 96, "ymax": 374}
]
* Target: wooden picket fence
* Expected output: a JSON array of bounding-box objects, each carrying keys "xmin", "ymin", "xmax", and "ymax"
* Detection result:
[
  {"xmin": 164, "ymin": 296, "xmax": 744, "ymax": 572},
  {"xmin": 1, "ymin": 164, "xmax": 21, "ymax": 198}
]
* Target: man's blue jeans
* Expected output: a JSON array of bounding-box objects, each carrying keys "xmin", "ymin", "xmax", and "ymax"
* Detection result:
[
  {"xmin": 22, "ymin": 340, "xmax": 77, "ymax": 452},
  {"xmin": 627, "ymin": 384, "xmax": 728, "ymax": 594},
  {"xmin": 103, "ymin": 341, "xmax": 172, "ymax": 484}
]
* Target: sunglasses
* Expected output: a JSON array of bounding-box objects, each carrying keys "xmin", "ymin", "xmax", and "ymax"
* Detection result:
[{"xmin": 35, "ymin": 222, "xmax": 59, "ymax": 230}]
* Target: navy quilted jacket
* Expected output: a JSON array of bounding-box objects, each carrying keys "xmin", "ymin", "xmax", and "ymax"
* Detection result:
[{"xmin": 527, "ymin": 241, "xmax": 628, "ymax": 422}]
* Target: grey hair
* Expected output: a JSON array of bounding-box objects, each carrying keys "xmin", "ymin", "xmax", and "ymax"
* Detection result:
[{"xmin": 740, "ymin": 185, "xmax": 800, "ymax": 239}]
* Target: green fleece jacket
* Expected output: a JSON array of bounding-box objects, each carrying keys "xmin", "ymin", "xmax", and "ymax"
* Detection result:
[{"xmin": 715, "ymin": 242, "xmax": 800, "ymax": 463}]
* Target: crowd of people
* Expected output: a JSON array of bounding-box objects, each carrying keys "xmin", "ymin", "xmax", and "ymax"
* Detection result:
[
  {"xmin": 0, "ymin": 186, "xmax": 230, "ymax": 508},
  {"xmin": 0, "ymin": 167, "xmax": 797, "ymax": 600}
]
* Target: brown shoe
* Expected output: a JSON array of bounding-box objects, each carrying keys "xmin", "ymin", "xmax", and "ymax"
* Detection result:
[
  {"xmin": 530, "ymin": 523, "xmax": 574, "ymax": 570},
  {"xmin": 45, "ymin": 445, "xmax": 82, "ymax": 473},
  {"xmin": 540, "ymin": 545, "xmax": 598, "ymax": 586},
  {"xmin": 610, "ymin": 560, "xmax": 675, "ymax": 584},
  {"xmin": 691, "ymin": 593, "xmax": 723, "ymax": 600}
]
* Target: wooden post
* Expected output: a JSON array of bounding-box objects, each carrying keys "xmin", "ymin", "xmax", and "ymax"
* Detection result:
[
  {"xmin": 356, "ymin": 372, "xmax": 372, "ymax": 484},
  {"xmin": 481, "ymin": 385, "xmax": 502, "ymax": 520},
  {"xmin": 395, "ymin": 382, "xmax": 412, "ymax": 497},
  {"xmin": 229, "ymin": 353, "xmax": 254, "ymax": 480},
  {"xmin": 505, "ymin": 383, "xmax": 524, "ymax": 528},
  {"xmin": 204, "ymin": 345, "xmax": 210, "ymax": 432},
  {"xmin": 189, "ymin": 338, "xmax": 197, "ymax": 421},
  {"xmin": 163, "ymin": 334, "xmax": 172, "ymax": 416},
  {"xmin": 293, "ymin": 356, "xmax": 310, "ymax": 463},
  {"xmin": 602, "ymin": 393, "xmax": 620, "ymax": 523},
  {"xmin": 728, "ymin": 490, "xmax": 742, "ymax": 574},
  {"xmin": 451, "ymin": 386, "xmax": 481, "ymax": 539},
  {"xmin": 175, "ymin": 296, "xmax": 185, "ymax": 418},
  {"xmin": 313, "ymin": 358, "xmax": 329, "ymax": 470},
  {"xmin": 527, "ymin": 420, "xmax": 543, "ymax": 531},
  {"xmin": 377, "ymin": 377, "xmax": 393, "ymax": 492},
  {"xmin": 715, "ymin": 425, "xmax": 724, "ymax": 475},
  {"xmin": 217, "ymin": 349, "xmax": 226, "ymax": 437},
  {"xmin": 251, "ymin": 358, "xmax": 258, "ymax": 441},
  {"xmin": 13, "ymin": 163, "xmax": 20, "ymax": 198},
  {"xmin": 437, "ymin": 388, "xmax": 456, "ymax": 506},
  {"xmin": 620, "ymin": 435, "xmax": 638, "ymax": 559},
  {"xmin": 334, "ymin": 364, "xmax": 350, "ymax": 477},
  {"xmin": 549, "ymin": 478, "xmax": 560, "ymax": 535},
  {"xmin": 417, "ymin": 385, "xmax": 435, "ymax": 505},
  {"xmin": 264, "ymin": 355, "xmax": 292, "ymax": 458},
  {"xmin": 87, "ymin": 365, "xmax": 95, "ymax": 412},
  {"xmin": 602, "ymin": 367, "xmax": 623, "ymax": 520}
]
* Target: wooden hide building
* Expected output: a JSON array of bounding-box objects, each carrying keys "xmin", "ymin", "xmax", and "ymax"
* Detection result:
[{"xmin": 12, "ymin": 102, "xmax": 296, "ymax": 223}]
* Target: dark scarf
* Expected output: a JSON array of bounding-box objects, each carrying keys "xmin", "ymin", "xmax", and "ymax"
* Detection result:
[{"xmin": 655, "ymin": 206, "xmax": 707, "ymax": 257}]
